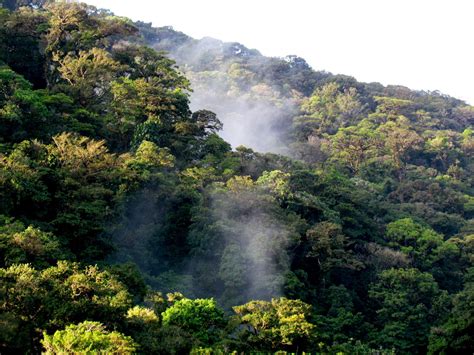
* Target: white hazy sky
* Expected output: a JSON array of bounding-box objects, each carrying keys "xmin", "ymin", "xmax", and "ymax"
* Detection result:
[{"xmin": 86, "ymin": 0, "xmax": 473, "ymax": 104}]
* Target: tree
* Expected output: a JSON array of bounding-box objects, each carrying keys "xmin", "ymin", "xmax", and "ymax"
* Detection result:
[
  {"xmin": 42, "ymin": 321, "xmax": 137, "ymax": 354},
  {"xmin": 0, "ymin": 7, "xmax": 48, "ymax": 87},
  {"xmin": 373, "ymin": 96, "xmax": 415, "ymax": 119},
  {"xmin": 314, "ymin": 285, "xmax": 366, "ymax": 346},
  {"xmin": 113, "ymin": 44, "xmax": 189, "ymax": 86},
  {"xmin": 377, "ymin": 118, "xmax": 422, "ymax": 180},
  {"xmin": 191, "ymin": 109, "xmax": 223, "ymax": 137},
  {"xmin": 425, "ymin": 130, "xmax": 460, "ymax": 171},
  {"xmin": 2, "ymin": 0, "xmax": 47, "ymax": 11},
  {"xmin": 385, "ymin": 218, "xmax": 446, "ymax": 270},
  {"xmin": 428, "ymin": 270, "xmax": 474, "ymax": 354},
  {"xmin": 161, "ymin": 298, "xmax": 226, "ymax": 346},
  {"xmin": 55, "ymin": 48, "xmax": 122, "ymax": 107},
  {"xmin": 0, "ymin": 67, "xmax": 56, "ymax": 142},
  {"xmin": 0, "ymin": 261, "xmax": 132, "ymax": 353},
  {"xmin": 122, "ymin": 305, "xmax": 165, "ymax": 354},
  {"xmin": 330, "ymin": 123, "xmax": 381, "ymax": 175},
  {"xmin": 293, "ymin": 82, "xmax": 366, "ymax": 138},
  {"xmin": 108, "ymin": 75, "xmax": 191, "ymax": 151},
  {"xmin": 0, "ymin": 221, "xmax": 68, "ymax": 268},
  {"xmin": 44, "ymin": 2, "xmax": 136, "ymax": 59},
  {"xmin": 126, "ymin": 140, "xmax": 175, "ymax": 169},
  {"xmin": 46, "ymin": 133, "xmax": 128, "ymax": 258},
  {"xmin": 304, "ymin": 221, "xmax": 362, "ymax": 286},
  {"xmin": 187, "ymin": 177, "xmax": 304, "ymax": 307},
  {"xmin": 369, "ymin": 268, "xmax": 448, "ymax": 354},
  {"xmin": 233, "ymin": 297, "xmax": 315, "ymax": 351},
  {"xmin": 1, "ymin": 2, "xmax": 473, "ymax": 353}
]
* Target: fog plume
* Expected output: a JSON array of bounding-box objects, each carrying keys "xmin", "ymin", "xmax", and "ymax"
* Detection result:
[
  {"xmin": 189, "ymin": 85, "xmax": 295, "ymax": 154},
  {"xmin": 148, "ymin": 30, "xmax": 299, "ymax": 154},
  {"xmin": 186, "ymin": 183, "xmax": 300, "ymax": 307}
]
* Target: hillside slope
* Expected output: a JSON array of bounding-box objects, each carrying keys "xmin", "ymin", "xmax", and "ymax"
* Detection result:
[
  {"xmin": 139, "ymin": 22, "xmax": 473, "ymax": 156},
  {"xmin": 0, "ymin": 2, "xmax": 473, "ymax": 354}
]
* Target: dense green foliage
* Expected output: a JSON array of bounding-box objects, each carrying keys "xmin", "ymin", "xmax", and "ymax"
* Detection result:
[
  {"xmin": 0, "ymin": 1, "xmax": 473, "ymax": 354},
  {"xmin": 42, "ymin": 321, "xmax": 137, "ymax": 354}
]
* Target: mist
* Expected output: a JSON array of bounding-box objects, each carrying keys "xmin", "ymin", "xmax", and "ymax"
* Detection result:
[
  {"xmin": 189, "ymin": 89, "xmax": 295, "ymax": 154},
  {"xmin": 109, "ymin": 26, "xmax": 304, "ymax": 306},
  {"xmin": 108, "ymin": 180, "xmax": 299, "ymax": 308},
  {"xmin": 183, "ymin": 182, "xmax": 301, "ymax": 308},
  {"xmin": 146, "ymin": 29, "xmax": 299, "ymax": 155},
  {"xmin": 108, "ymin": 189, "xmax": 166, "ymax": 273}
]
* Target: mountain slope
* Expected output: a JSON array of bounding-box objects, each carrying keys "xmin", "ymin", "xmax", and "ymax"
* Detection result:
[
  {"xmin": 0, "ymin": 2, "xmax": 473, "ymax": 354},
  {"xmin": 138, "ymin": 22, "xmax": 472, "ymax": 156}
]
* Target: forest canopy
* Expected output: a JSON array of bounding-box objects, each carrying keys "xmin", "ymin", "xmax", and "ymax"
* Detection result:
[{"xmin": 0, "ymin": 1, "xmax": 473, "ymax": 354}]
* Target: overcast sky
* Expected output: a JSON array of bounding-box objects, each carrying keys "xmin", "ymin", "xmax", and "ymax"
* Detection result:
[{"xmin": 86, "ymin": 0, "xmax": 473, "ymax": 104}]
